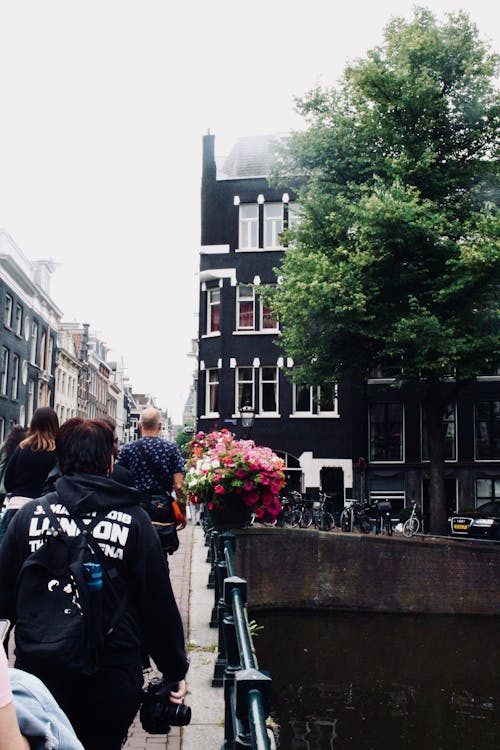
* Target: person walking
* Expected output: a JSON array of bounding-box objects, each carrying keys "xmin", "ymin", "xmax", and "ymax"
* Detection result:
[
  {"xmin": 116, "ymin": 408, "xmax": 187, "ymax": 555},
  {"xmin": 3, "ymin": 407, "xmax": 59, "ymax": 500},
  {"xmin": 0, "ymin": 408, "xmax": 59, "ymax": 542},
  {"xmin": 116, "ymin": 408, "xmax": 185, "ymax": 499},
  {"xmin": 0, "ymin": 425, "xmax": 26, "ymax": 506},
  {"xmin": 0, "ymin": 417, "xmax": 189, "ymax": 750}
]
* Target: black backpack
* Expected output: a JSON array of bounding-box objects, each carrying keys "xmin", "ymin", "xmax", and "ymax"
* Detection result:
[{"xmin": 14, "ymin": 493, "xmax": 126, "ymax": 676}]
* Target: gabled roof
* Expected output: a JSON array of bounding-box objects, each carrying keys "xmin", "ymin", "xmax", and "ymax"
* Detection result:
[{"xmin": 219, "ymin": 134, "xmax": 286, "ymax": 179}]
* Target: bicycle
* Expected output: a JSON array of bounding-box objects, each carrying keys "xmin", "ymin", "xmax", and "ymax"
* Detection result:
[
  {"xmin": 311, "ymin": 495, "xmax": 335, "ymax": 531},
  {"xmin": 339, "ymin": 500, "xmax": 371, "ymax": 533},
  {"xmin": 276, "ymin": 491, "xmax": 302, "ymax": 528},
  {"xmin": 402, "ymin": 503, "xmax": 421, "ymax": 537}
]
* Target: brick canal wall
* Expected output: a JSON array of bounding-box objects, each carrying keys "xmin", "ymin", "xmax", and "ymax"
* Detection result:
[{"xmin": 232, "ymin": 527, "xmax": 500, "ymax": 616}]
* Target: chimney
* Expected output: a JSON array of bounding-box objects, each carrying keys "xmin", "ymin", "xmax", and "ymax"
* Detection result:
[{"xmin": 202, "ymin": 131, "xmax": 216, "ymax": 184}]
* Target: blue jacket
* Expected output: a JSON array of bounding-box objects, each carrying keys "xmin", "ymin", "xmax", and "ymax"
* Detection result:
[{"xmin": 9, "ymin": 667, "xmax": 84, "ymax": 749}]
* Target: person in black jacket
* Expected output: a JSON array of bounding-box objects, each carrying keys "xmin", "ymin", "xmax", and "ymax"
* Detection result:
[
  {"xmin": 0, "ymin": 418, "xmax": 189, "ymax": 750},
  {"xmin": 4, "ymin": 407, "xmax": 59, "ymax": 499}
]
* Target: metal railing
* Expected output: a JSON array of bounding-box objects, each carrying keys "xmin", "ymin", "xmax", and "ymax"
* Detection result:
[{"xmin": 205, "ymin": 527, "xmax": 273, "ymax": 750}]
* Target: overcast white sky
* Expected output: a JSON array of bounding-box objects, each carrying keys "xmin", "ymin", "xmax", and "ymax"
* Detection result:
[{"xmin": 0, "ymin": 1, "xmax": 497, "ymax": 423}]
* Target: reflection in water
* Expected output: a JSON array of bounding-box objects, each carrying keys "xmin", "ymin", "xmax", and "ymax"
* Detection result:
[{"xmin": 255, "ymin": 611, "xmax": 499, "ymax": 749}]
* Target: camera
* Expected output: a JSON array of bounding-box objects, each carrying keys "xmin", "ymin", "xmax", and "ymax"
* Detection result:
[{"xmin": 140, "ymin": 677, "xmax": 192, "ymax": 734}]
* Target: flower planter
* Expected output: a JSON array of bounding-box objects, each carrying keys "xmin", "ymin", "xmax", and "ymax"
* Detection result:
[{"xmin": 206, "ymin": 496, "xmax": 252, "ymax": 531}]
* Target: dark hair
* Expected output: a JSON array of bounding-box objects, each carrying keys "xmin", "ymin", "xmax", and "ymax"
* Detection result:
[
  {"xmin": 1, "ymin": 425, "xmax": 26, "ymax": 458},
  {"xmin": 56, "ymin": 418, "xmax": 114, "ymax": 476},
  {"xmin": 20, "ymin": 407, "xmax": 59, "ymax": 452}
]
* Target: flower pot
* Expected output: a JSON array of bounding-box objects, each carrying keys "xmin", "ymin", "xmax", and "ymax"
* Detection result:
[{"xmin": 206, "ymin": 496, "xmax": 252, "ymax": 531}]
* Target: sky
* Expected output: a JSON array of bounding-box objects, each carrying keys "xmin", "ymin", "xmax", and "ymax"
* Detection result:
[{"xmin": 0, "ymin": 1, "xmax": 498, "ymax": 424}]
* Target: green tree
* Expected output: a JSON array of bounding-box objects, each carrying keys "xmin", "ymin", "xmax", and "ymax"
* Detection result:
[{"xmin": 268, "ymin": 8, "xmax": 500, "ymax": 534}]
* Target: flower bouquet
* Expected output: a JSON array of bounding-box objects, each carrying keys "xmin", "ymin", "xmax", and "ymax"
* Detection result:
[{"xmin": 183, "ymin": 429, "xmax": 286, "ymax": 529}]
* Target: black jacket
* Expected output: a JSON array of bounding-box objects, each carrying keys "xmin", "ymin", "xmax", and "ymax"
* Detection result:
[
  {"xmin": 4, "ymin": 445, "xmax": 58, "ymax": 498},
  {"xmin": 0, "ymin": 472, "xmax": 189, "ymax": 682}
]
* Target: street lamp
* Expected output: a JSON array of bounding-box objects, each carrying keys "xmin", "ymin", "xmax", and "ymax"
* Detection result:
[{"xmin": 240, "ymin": 403, "xmax": 255, "ymax": 438}]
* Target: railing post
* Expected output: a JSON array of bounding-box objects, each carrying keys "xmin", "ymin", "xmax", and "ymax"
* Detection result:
[{"xmin": 236, "ymin": 669, "xmax": 272, "ymax": 750}]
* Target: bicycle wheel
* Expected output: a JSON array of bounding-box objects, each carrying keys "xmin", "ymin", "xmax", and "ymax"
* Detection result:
[
  {"xmin": 300, "ymin": 508, "xmax": 313, "ymax": 528},
  {"xmin": 284, "ymin": 508, "xmax": 301, "ymax": 528},
  {"xmin": 319, "ymin": 512, "xmax": 335, "ymax": 531},
  {"xmin": 358, "ymin": 514, "xmax": 371, "ymax": 533},
  {"xmin": 403, "ymin": 516, "xmax": 419, "ymax": 537},
  {"xmin": 340, "ymin": 509, "xmax": 351, "ymax": 532}
]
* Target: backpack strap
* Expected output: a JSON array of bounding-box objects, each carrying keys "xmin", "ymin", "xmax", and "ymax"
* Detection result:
[{"xmin": 39, "ymin": 494, "xmax": 128, "ymax": 635}]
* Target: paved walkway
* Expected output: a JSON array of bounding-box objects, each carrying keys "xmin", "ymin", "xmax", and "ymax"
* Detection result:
[{"xmin": 123, "ymin": 524, "xmax": 224, "ymax": 749}]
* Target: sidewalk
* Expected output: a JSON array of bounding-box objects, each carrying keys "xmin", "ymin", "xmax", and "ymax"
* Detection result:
[{"xmin": 123, "ymin": 524, "xmax": 225, "ymax": 749}]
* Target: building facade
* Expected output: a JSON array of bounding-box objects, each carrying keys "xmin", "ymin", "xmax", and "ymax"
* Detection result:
[
  {"xmin": 0, "ymin": 230, "xmax": 60, "ymax": 438},
  {"xmin": 197, "ymin": 134, "xmax": 500, "ymax": 526}
]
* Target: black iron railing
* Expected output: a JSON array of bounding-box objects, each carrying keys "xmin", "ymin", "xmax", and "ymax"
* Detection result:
[{"xmin": 206, "ymin": 527, "xmax": 273, "ymax": 750}]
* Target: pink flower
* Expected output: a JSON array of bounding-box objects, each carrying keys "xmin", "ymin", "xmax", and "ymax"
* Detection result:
[
  {"xmin": 214, "ymin": 485, "xmax": 226, "ymax": 495},
  {"xmin": 244, "ymin": 481, "xmax": 254, "ymax": 491},
  {"xmin": 235, "ymin": 468, "xmax": 247, "ymax": 479}
]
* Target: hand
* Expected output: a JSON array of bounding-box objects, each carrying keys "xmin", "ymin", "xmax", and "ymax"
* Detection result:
[
  {"xmin": 177, "ymin": 518, "xmax": 187, "ymax": 530},
  {"xmin": 169, "ymin": 679, "xmax": 187, "ymax": 705}
]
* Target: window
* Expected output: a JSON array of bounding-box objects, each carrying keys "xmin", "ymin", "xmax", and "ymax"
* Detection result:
[
  {"xmin": 236, "ymin": 367, "xmax": 254, "ymax": 412},
  {"xmin": 39, "ymin": 330, "xmax": 47, "ymax": 369},
  {"xmin": 11, "ymin": 354, "xmax": 19, "ymax": 400},
  {"xmin": 206, "ymin": 369, "xmax": 219, "ymax": 415},
  {"xmin": 14, "ymin": 304, "xmax": 23, "ymax": 336},
  {"xmin": 260, "ymin": 367, "xmax": 278, "ymax": 414},
  {"xmin": 0, "ymin": 417, "xmax": 4, "ymax": 443},
  {"xmin": 207, "ymin": 288, "xmax": 221, "ymax": 334},
  {"xmin": 369, "ymin": 403, "xmax": 404, "ymax": 462},
  {"xmin": 318, "ymin": 384, "xmax": 338, "ymax": 415},
  {"xmin": 4, "ymin": 295, "xmax": 13, "ymax": 327},
  {"xmin": 287, "ymin": 202, "xmax": 301, "ymax": 230},
  {"xmin": 476, "ymin": 478, "xmax": 500, "ymax": 507},
  {"xmin": 264, "ymin": 203, "xmax": 283, "ymax": 249},
  {"xmin": 294, "ymin": 385, "xmax": 313, "ymax": 414},
  {"xmin": 293, "ymin": 383, "xmax": 338, "ymax": 415},
  {"xmin": 239, "ymin": 204, "xmax": 258, "ymax": 250},
  {"xmin": 422, "ymin": 403, "xmax": 456, "ymax": 461},
  {"xmin": 30, "ymin": 321, "xmax": 38, "ymax": 364},
  {"xmin": 237, "ymin": 286, "xmax": 255, "ymax": 330},
  {"xmin": 475, "ymin": 401, "xmax": 500, "ymax": 460},
  {"xmin": 1, "ymin": 347, "xmax": 9, "ymax": 396},
  {"xmin": 27, "ymin": 380, "xmax": 35, "ymax": 424},
  {"xmin": 260, "ymin": 296, "xmax": 278, "ymax": 331}
]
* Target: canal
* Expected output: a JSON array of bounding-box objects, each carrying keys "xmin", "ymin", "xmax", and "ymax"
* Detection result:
[{"xmin": 255, "ymin": 610, "xmax": 499, "ymax": 749}]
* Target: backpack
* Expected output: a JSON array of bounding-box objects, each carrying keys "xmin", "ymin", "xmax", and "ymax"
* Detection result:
[{"xmin": 14, "ymin": 493, "xmax": 126, "ymax": 676}]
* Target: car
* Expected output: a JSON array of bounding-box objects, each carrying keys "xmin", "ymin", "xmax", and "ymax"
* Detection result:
[{"xmin": 449, "ymin": 501, "xmax": 500, "ymax": 541}]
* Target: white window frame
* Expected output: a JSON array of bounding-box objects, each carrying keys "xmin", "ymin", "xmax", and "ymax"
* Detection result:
[
  {"xmin": 205, "ymin": 368, "xmax": 220, "ymax": 416},
  {"xmin": 317, "ymin": 384, "xmax": 339, "ymax": 416},
  {"xmin": 259, "ymin": 291, "xmax": 279, "ymax": 332},
  {"xmin": 260, "ymin": 366, "xmax": 279, "ymax": 416},
  {"xmin": 11, "ymin": 354, "xmax": 19, "ymax": 400},
  {"xmin": 264, "ymin": 203, "xmax": 283, "ymax": 250},
  {"xmin": 236, "ymin": 285, "xmax": 255, "ymax": 331},
  {"xmin": 207, "ymin": 288, "xmax": 221, "ymax": 335},
  {"xmin": 4, "ymin": 295, "xmax": 13, "ymax": 328},
  {"xmin": 293, "ymin": 384, "xmax": 313, "ymax": 415},
  {"xmin": 30, "ymin": 321, "xmax": 38, "ymax": 364},
  {"xmin": 0, "ymin": 347, "xmax": 9, "ymax": 396},
  {"xmin": 235, "ymin": 366, "xmax": 254, "ymax": 414},
  {"xmin": 14, "ymin": 303, "xmax": 23, "ymax": 336},
  {"xmin": 239, "ymin": 204, "xmax": 259, "ymax": 250}
]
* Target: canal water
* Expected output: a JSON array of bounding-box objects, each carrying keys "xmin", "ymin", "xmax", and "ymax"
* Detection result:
[{"xmin": 255, "ymin": 610, "xmax": 499, "ymax": 749}]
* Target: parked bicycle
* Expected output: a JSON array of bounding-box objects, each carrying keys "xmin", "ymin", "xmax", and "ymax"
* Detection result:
[
  {"xmin": 311, "ymin": 495, "xmax": 335, "ymax": 531},
  {"xmin": 340, "ymin": 500, "xmax": 371, "ymax": 533},
  {"xmin": 372, "ymin": 499, "xmax": 393, "ymax": 536},
  {"xmin": 403, "ymin": 502, "xmax": 421, "ymax": 537},
  {"xmin": 276, "ymin": 490, "xmax": 303, "ymax": 528}
]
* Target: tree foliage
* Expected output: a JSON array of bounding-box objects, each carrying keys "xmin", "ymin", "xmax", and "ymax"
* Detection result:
[{"xmin": 267, "ymin": 8, "xmax": 499, "ymax": 532}]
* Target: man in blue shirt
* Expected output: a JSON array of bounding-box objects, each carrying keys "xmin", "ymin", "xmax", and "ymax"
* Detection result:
[{"xmin": 116, "ymin": 408, "xmax": 185, "ymax": 499}]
